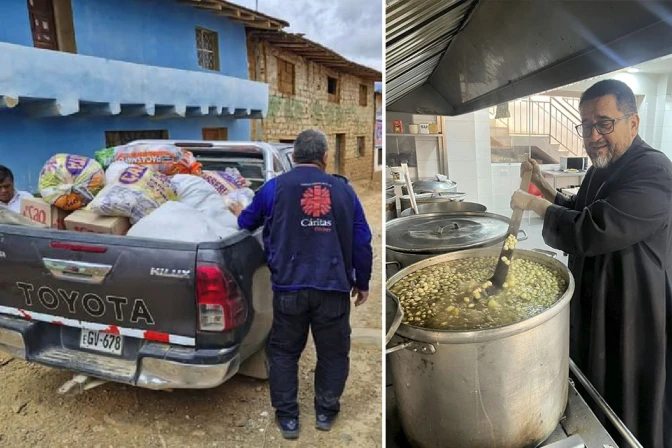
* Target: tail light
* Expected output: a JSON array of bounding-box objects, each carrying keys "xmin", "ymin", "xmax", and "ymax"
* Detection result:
[{"xmin": 196, "ymin": 264, "xmax": 247, "ymax": 332}]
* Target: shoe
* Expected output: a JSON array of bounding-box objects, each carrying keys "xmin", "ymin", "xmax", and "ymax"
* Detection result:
[
  {"xmin": 316, "ymin": 414, "xmax": 336, "ymax": 431},
  {"xmin": 276, "ymin": 417, "xmax": 299, "ymax": 440}
]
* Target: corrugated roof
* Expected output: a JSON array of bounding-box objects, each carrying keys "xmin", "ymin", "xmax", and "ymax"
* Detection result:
[
  {"xmin": 176, "ymin": 0, "xmax": 289, "ymax": 30},
  {"xmin": 386, "ymin": 0, "xmax": 479, "ymax": 105},
  {"xmin": 249, "ymin": 30, "xmax": 382, "ymax": 81}
]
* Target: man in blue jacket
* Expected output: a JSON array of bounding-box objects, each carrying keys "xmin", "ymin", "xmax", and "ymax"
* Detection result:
[{"xmin": 230, "ymin": 129, "xmax": 373, "ymax": 440}]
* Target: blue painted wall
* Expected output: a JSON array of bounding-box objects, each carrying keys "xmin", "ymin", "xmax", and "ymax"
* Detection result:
[
  {"xmin": 0, "ymin": 0, "xmax": 261, "ymax": 192},
  {"xmin": 0, "ymin": 0, "xmax": 249, "ymax": 79},
  {"xmin": 0, "ymin": 111, "xmax": 250, "ymax": 192},
  {"xmin": 0, "ymin": 1, "xmax": 34, "ymax": 47}
]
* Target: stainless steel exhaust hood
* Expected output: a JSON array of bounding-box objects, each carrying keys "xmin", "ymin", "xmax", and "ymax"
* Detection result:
[{"xmin": 386, "ymin": 0, "xmax": 672, "ymax": 116}]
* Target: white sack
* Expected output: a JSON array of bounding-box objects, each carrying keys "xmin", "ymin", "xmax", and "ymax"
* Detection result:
[{"xmin": 127, "ymin": 201, "xmax": 218, "ymax": 243}]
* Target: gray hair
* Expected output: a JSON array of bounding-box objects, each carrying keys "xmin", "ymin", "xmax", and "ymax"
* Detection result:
[
  {"xmin": 294, "ymin": 129, "xmax": 328, "ymax": 164},
  {"xmin": 580, "ymin": 79, "xmax": 637, "ymax": 115}
]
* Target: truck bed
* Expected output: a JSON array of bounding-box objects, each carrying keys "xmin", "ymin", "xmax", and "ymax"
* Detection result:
[{"xmin": 0, "ymin": 224, "xmax": 267, "ymax": 347}]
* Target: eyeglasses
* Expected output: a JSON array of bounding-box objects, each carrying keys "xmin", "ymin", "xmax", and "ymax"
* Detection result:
[{"xmin": 575, "ymin": 114, "xmax": 634, "ymax": 138}]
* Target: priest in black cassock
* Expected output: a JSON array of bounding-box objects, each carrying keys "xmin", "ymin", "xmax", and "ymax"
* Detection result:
[{"xmin": 512, "ymin": 79, "xmax": 672, "ymax": 448}]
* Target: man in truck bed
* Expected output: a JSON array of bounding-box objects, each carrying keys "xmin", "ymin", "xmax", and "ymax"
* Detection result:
[
  {"xmin": 231, "ymin": 129, "xmax": 373, "ymax": 440},
  {"xmin": 0, "ymin": 165, "xmax": 34, "ymax": 213}
]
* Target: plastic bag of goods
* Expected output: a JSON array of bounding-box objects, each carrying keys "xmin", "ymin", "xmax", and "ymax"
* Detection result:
[
  {"xmin": 222, "ymin": 187, "xmax": 255, "ymax": 210},
  {"xmin": 170, "ymin": 174, "xmax": 239, "ymax": 239},
  {"xmin": 94, "ymin": 147, "xmax": 115, "ymax": 170},
  {"xmin": 201, "ymin": 168, "xmax": 250, "ymax": 196},
  {"xmin": 112, "ymin": 143, "xmax": 202, "ymax": 176},
  {"xmin": 38, "ymin": 154, "xmax": 105, "ymax": 211},
  {"xmin": 88, "ymin": 165, "xmax": 177, "ymax": 224},
  {"xmin": 105, "ymin": 161, "xmax": 131, "ymax": 185},
  {"xmin": 127, "ymin": 201, "xmax": 223, "ymax": 243}
]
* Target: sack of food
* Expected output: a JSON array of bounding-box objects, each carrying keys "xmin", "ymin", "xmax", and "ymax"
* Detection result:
[
  {"xmin": 201, "ymin": 168, "xmax": 250, "ymax": 196},
  {"xmin": 105, "ymin": 161, "xmax": 131, "ymax": 185},
  {"xmin": 38, "ymin": 154, "xmax": 105, "ymax": 211},
  {"xmin": 88, "ymin": 165, "xmax": 176, "ymax": 224},
  {"xmin": 127, "ymin": 201, "xmax": 218, "ymax": 243},
  {"xmin": 222, "ymin": 187, "xmax": 255, "ymax": 210},
  {"xmin": 94, "ymin": 147, "xmax": 116, "ymax": 170},
  {"xmin": 171, "ymin": 174, "xmax": 239, "ymax": 238},
  {"xmin": 112, "ymin": 143, "xmax": 202, "ymax": 176}
]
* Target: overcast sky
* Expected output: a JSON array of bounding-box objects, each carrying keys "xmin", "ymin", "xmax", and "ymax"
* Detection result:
[{"xmin": 235, "ymin": 0, "xmax": 383, "ymax": 72}]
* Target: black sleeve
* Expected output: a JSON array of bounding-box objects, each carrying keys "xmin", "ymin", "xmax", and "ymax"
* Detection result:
[
  {"xmin": 554, "ymin": 193, "xmax": 576, "ymax": 209},
  {"xmin": 542, "ymin": 161, "xmax": 672, "ymax": 257}
]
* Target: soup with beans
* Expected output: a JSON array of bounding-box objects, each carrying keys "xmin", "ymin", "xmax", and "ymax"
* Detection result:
[{"xmin": 389, "ymin": 256, "xmax": 567, "ymax": 331}]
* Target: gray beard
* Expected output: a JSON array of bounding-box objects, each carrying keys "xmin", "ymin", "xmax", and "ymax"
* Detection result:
[{"xmin": 591, "ymin": 152, "xmax": 613, "ymax": 169}]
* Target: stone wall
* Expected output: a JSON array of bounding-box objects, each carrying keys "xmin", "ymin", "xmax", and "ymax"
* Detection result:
[{"xmin": 248, "ymin": 37, "xmax": 376, "ymax": 181}]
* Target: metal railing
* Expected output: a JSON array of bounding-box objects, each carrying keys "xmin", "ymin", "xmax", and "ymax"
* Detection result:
[{"xmin": 498, "ymin": 98, "xmax": 584, "ymax": 157}]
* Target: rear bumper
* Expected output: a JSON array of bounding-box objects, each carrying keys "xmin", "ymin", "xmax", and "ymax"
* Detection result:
[{"xmin": 0, "ymin": 315, "xmax": 240, "ymax": 390}]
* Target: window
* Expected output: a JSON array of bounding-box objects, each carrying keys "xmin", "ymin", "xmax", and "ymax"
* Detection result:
[
  {"xmin": 327, "ymin": 76, "xmax": 340, "ymax": 104},
  {"xmin": 27, "ymin": 0, "xmax": 77, "ymax": 53},
  {"xmin": 377, "ymin": 147, "xmax": 383, "ymax": 166},
  {"xmin": 105, "ymin": 130, "xmax": 169, "ymax": 147},
  {"xmin": 196, "ymin": 27, "xmax": 220, "ymax": 71},
  {"xmin": 359, "ymin": 84, "xmax": 368, "ymax": 107},
  {"xmin": 277, "ymin": 58, "xmax": 295, "ymax": 96},
  {"xmin": 356, "ymin": 136, "xmax": 365, "ymax": 158},
  {"xmin": 202, "ymin": 127, "xmax": 228, "ymax": 141}
]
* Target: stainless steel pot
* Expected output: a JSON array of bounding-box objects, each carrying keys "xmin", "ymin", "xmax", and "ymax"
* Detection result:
[
  {"xmin": 399, "ymin": 201, "xmax": 487, "ymax": 217},
  {"xmin": 386, "ymin": 212, "xmax": 528, "ymax": 273},
  {"xmin": 399, "ymin": 192, "xmax": 467, "ymax": 211},
  {"xmin": 386, "ymin": 247, "xmax": 574, "ymax": 448},
  {"xmin": 386, "ymin": 190, "xmax": 397, "ymax": 221},
  {"xmin": 402, "ymin": 179, "xmax": 458, "ymax": 195}
]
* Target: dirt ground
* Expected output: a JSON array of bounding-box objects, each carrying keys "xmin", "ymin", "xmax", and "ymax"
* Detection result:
[{"xmin": 0, "ymin": 180, "xmax": 383, "ymax": 448}]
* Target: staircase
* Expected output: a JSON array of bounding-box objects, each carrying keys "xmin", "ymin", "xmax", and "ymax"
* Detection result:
[{"xmin": 489, "ymin": 97, "xmax": 586, "ymax": 163}]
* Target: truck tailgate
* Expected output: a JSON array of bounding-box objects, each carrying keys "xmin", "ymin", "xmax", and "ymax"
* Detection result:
[{"xmin": 0, "ymin": 226, "xmax": 200, "ymax": 345}]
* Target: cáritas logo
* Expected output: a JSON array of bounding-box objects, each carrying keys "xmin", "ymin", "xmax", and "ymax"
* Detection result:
[{"xmin": 300, "ymin": 185, "xmax": 332, "ymax": 231}]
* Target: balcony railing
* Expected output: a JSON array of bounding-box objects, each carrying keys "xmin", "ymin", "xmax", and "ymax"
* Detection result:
[{"xmin": 0, "ymin": 42, "xmax": 268, "ymax": 119}]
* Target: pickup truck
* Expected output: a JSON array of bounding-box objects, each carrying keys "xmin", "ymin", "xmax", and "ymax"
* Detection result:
[{"xmin": 0, "ymin": 141, "xmax": 292, "ymax": 391}]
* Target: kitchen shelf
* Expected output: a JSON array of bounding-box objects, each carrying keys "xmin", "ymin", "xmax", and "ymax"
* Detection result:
[{"xmin": 386, "ymin": 133, "xmax": 443, "ymax": 137}]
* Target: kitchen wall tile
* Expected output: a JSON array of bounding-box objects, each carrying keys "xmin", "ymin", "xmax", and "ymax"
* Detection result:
[
  {"xmin": 445, "ymin": 121, "xmax": 476, "ymax": 141},
  {"xmin": 475, "ymin": 139, "xmax": 491, "ymax": 160},
  {"xmin": 446, "ymin": 141, "xmax": 477, "ymax": 162},
  {"xmin": 491, "ymin": 164, "xmax": 511, "ymax": 177},
  {"xmin": 477, "ymin": 177, "xmax": 493, "ymax": 196},
  {"xmin": 475, "ymin": 120, "xmax": 490, "ymax": 140},
  {"xmin": 476, "ymin": 159, "xmax": 492, "ymax": 178},
  {"xmin": 456, "ymin": 178, "xmax": 479, "ymax": 198},
  {"xmin": 493, "ymin": 175, "xmax": 510, "ymax": 194},
  {"xmin": 448, "ymin": 160, "xmax": 477, "ymax": 179},
  {"xmin": 477, "ymin": 194, "xmax": 494, "ymax": 210}
]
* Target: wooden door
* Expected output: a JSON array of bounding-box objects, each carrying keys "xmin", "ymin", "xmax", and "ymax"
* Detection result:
[
  {"xmin": 27, "ymin": 0, "xmax": 59, "ymax": 50},
  {"xmin": 202, "ymin": 127, "xmax": 228, "ymax": 141},
  {"xmin": 334, "ymin": 133, "xmax": 345, "ymax": 174}
]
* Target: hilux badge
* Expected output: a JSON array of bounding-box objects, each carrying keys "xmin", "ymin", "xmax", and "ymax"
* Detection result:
[{"xmin": 149, "ymin": 268, "xmax": 191, "ymax": 279}]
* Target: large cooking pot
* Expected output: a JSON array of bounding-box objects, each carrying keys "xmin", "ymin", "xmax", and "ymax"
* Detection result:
[
  {"xmin": 399, "ymin": 201, "xmax": 486, "ymax": 217},
  {"xmin": 386, "ymin": 247, "xmax": 574, "ymax": 448},
  {"xmin": 386, "ymin": 190, "xmax": 397, "ymax": 221},
  {"xmin": 401, "ymin": 178, "xmax": 458, "ymax": 195},
  {"xmin": 399, "ymin": 192, "xmax": 467, "ymax": 211},
  {"xmin": 386, "ymin": 212, "xmax": 528, "ymax": 273}
]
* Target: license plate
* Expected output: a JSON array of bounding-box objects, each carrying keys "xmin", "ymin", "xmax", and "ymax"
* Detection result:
[{"xmin": 80, "ymin": 329, "xmax": 123, "ymax": 356}]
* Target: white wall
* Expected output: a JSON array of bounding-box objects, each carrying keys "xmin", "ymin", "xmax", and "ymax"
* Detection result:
[
  {"xmin": 548, "ymin": 71, "xmax": 672, "ymax": 159},
  {"xmin": 443, "ymin": 110, "xmax": 492, "ymax": 205}
]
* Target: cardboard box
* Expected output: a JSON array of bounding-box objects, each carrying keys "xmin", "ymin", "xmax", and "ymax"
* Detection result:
[
  {"xmin": 64, "ymin": 210, "xmax": 130, "ymax": 235},
  {"xmin": 21, "ymin": 197, "xmax": 70, "ymax": 230}
]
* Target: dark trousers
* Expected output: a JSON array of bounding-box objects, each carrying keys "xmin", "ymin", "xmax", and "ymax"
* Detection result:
[{"xmin": 266, "ymin": 289, "xmax": 351, "ymax": 419}]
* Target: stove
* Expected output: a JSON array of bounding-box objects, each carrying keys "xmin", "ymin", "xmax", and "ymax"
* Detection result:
[{"xmin": 386, "ymin": 377, "xmax": 618, "ymax": 448}]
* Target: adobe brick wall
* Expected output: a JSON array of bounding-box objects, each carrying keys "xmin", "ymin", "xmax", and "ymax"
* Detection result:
[{"xmin": 248, "ymin": 37, "xmax": 376, "ymax": 181}]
